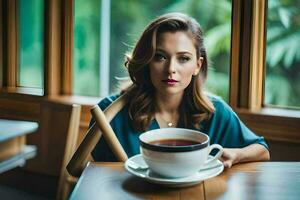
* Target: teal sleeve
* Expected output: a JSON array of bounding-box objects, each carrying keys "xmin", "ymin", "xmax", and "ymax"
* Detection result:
[{"xmin": 202, "ymin": 96, "xmax": 269, "ymax": 150}]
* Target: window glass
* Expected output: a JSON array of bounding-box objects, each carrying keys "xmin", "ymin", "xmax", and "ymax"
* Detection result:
[
  {"xmin": 74, "ymin": 0, "xmax": 101, "ymax": 96},
  {"xmin": 265, "ymin": 0, "xmax": 300, "ymax": 108},
  {"xmin": 19, "ymin": 0, "xmax": 44, "ymax": 88},
  {"xmin": 74, "ymin": 0, "xmax": 232, "ymax": 101}
]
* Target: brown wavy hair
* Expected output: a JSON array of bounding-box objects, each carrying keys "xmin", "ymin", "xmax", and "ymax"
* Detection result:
[{"xmin": 124, "ymin": 12, "xmax": 215, "ymax": 131}]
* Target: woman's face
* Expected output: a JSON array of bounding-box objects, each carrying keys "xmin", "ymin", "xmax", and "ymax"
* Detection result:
[{"xmin": 149, "ymin": 31, "xmax": 203, "ymax": 97}]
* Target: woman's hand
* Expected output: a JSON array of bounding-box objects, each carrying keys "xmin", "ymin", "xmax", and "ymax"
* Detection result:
[
  {"xmin": 220, "ymin": 144, "xmax": 270, "ymax": 168},
  {"xmin": 220, "ymin": 148, "xmax": 241, "ymax": 168}
]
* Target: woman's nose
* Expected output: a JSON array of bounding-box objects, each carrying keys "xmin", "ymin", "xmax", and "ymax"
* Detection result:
[{"xmin": 167, "ymin": 58, "xmax": 177, "ymax": 74}]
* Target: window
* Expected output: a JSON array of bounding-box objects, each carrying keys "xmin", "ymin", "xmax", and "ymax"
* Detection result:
[
  {"xmin": 19, "ymin": 0, "xmax": 44, "ymax": 88},
  {"xmin": 265, "ymin": 0, "xmax": 300, "ymax": 108},
  {"xmin": 73, "ymin": 0, "xmax": 101, "ymax": 96},
  {"xmin": 73, "ymin": 0, "xmax": 232, "ymax": 101}
]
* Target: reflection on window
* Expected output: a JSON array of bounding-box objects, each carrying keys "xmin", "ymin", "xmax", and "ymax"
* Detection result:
[
  {"xmin": 19, "ymin": 0, "xmax": 44, "ymax": 88},
  {"xmin": 74, "ymin": 0, "xmax": 232, "ymax": 102},
  {"xmin": 265, "ymin": 0, "xmax": 300, "ymax": 108}
]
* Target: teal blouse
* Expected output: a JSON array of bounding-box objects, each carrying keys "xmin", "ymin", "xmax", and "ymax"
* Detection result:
[{"xmin": 91, "ymin": 94, "xmax": 268, "ymax": 161}]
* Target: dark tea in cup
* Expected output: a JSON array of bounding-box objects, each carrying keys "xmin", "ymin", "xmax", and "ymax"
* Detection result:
[{"xmin": 149, "ymin": 139, "xmax": 200, "ymax": 146}]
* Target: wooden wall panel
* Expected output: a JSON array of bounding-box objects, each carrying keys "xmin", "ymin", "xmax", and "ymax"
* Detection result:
[
  {"xmin": 268, "ymin": 140, "xmax": 300, "ymax": 161},
  {"xmin": 236, "ymin": 109, "xmax": 300, "ymax": 161},
  {"xmin": 237, "ymin": 110, "xmax": 300, "ymax": 144},
  {"xmin": 0, "ymin": 96, "xmax": 41, "ymax": 120}
]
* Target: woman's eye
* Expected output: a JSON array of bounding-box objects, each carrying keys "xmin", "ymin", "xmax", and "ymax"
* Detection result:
[
  {"xmin": 178, "ymin": 56, "xmax": 191, "ymax": 63},
  {"xmin": 154, "ymin": 53, "xmax": 166, "ymax": 61}
]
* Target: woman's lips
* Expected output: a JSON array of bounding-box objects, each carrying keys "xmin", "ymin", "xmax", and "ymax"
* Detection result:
[{"xmin": 162, "ymin": 79, "xmax": 178, "ymax": 86}]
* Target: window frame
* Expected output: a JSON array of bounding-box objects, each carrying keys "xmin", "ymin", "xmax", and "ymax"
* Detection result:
[
  {"xmin": 0, "ymin": 0, "xmax": 3, "ymax": 86},
  {"xmin": 2, "ymin": 0, "xmax": 18, "ymax": 88},
  {"xmin": 0, "ymin": 0, "xmax": 73, "ymax": 96},
  {"xmin": 230, "ymin": 0, "xmax": 300, "ymax": 143},
  {"xmin": 0, "ymin": 0, "xmax": 300, "ymax": 144}
]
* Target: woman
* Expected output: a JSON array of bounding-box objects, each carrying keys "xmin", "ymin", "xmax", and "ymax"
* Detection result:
[{"xmin": 91, "ymin": 12, "xmax": 270, "ymax": 168}]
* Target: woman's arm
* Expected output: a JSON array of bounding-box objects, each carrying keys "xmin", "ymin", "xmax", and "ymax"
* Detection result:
[{"xmin": 220, "ymin": 144, "xmax": 270, "ymax": 168}]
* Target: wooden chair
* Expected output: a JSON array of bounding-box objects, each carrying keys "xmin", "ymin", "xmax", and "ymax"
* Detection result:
[
  {"xmin": 55, "ymin": 103, "xmax": 81, "ymax": 200},
  {"xmin": 66, "ymin": 94, "xmax": 127, "ymax": 178},
  {"xmin": 36, "ymin": 99, "xmax": 82, "ymax": 200},
  {"xmin": 61, "ymin": 93, "xmax": 127, "ymax": 199}
]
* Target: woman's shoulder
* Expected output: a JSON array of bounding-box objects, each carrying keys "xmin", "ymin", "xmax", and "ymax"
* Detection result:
[
  {"xmin": 98, "ymin": 93, "xmax": 121, "ymax": 110},
  {"xmin": 205, "ymin": 92, "xmax": 233, "ymax": 117},
  {"xmin": 206, "ymin": 93, "xmax": 227, "ymax": 108}
]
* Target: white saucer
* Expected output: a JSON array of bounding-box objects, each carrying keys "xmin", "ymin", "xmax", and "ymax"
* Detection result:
[{"xmin": 124, "ymin": 154, "xmax": 224, "ymax": 187}]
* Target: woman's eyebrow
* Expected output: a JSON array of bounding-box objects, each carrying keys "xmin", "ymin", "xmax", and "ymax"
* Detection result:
[
  {"xmin": 177, "ymin": 51, "xmax": 193, "ymax": 55},
  {"xmin": 156, "ymin": 49, "xmax": 192, "ymax": 55}
]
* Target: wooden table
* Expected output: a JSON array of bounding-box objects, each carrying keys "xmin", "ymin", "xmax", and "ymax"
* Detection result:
[
  {"xmin": 70, "ymin": 161, "xmax": 300, "ymax": 200},
  {"xmin": 0, "ymin": 119, "xmax": 38, "ymax": 173}
]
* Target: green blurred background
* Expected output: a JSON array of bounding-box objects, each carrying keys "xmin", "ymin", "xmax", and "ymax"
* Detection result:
[{"xmin": 19, "ymin": 0, "xmax": 300, "ymax": 108}]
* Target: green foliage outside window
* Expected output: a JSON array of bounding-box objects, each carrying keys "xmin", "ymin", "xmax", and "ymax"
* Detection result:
[
  {"xmin": 74, "ymin": 0, "xmax": 101, "ymax": 96},
  {"xmin": 265, "ymin": 0, "xmax": 300, "ymax": 108},
  {"xmin": 19, "ymin": 0, "xmax": 44, "ymax": 88}
]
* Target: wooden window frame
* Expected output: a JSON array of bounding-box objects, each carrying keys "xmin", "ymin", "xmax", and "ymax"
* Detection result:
[
  {"xmin": 230, "ymin": 0, "xmax": 300, "ymax": 143},
  {"xmin": 0, "ymin": 0, "xmax": 3, "ymax": 85},
  {"xmin": 0, "ymin": 0, "xmax": 73, "ymax": 96},
  {"xmin": 2, "ymin": 0, "xmax": 18, "ymax": 88},
  {"xmin": 0, "ymin": 0, "xmax": 300, "ymax": 144},
  {"xmin": 44, "ymin": 0, "xmax": 73, "ymax": 96}
]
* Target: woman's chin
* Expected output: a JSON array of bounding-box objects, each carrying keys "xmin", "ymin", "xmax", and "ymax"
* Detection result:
[{"xmin": 155, "ymin": 88, "xmax": 184, "ymax": 97}]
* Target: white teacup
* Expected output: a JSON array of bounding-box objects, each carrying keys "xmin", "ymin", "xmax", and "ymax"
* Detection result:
[{"xmin": 139, "ymin": 128, "xmax": 223, "ymax": 178}]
